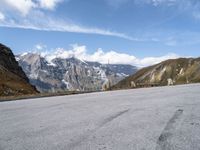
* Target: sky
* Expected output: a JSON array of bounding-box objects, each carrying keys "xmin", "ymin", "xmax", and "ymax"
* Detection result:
[{"xmin": 0, "ymin": 0, "xmax": 200, "ymax": 66}]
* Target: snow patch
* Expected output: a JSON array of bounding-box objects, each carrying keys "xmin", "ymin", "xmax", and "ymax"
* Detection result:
[
  {"xmin": 116, "ymin": 73, "xmax": 128, "ymax": 77},
  {"xmin": 178, "ymin": 68, "xmax": 184, "ymax": 76},
  {"xmin": 15, "ymin": 57, "xmax": 20, "ymax": 61},
  {"xmin": 62, "ymin": 79, "xmax": 72, "ymax": 89},
  {"xmin": 21, "ymin": 52, "xmax": 28, "ymax": 57},
  {"xmin": 29, "ymin": 73, "xmax": 38, "ymax": 79}
]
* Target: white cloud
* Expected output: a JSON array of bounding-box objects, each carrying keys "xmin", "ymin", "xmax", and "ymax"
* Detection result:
[
  {"xmin": 0, "ymin": 12, "xmax": 5, "ymax": 21},
  {"xmin": 147, "ymin": 0, "xmax": 177, "ymax": 6},
  {"xmin": 40, "ymin": 44, "xmax": 180, "ymax": 67},
  {"xmin": 35, "ymin": 44, "xmax": 47, "ymax": 50},
  {"xmin": 137, "ymin": 0, "xmax": 178, "ymax": 6},
  {"xmin": 38, "ymin": 0, "xmax": 64, "ymax": 10},
  {"xmin": 0, "ymin": 0, "xmax": 64, "ymax": 16},
  {"xmin": 0, "ymin": 0, "xmax": 36, "ymax": 16},
  {"xmin": 135, "ymin": 53, "xmax": 179, "ymax": 67},
  {"xmin": 105, "ymin": 0, "xmax": 178, "ymax": 7},
  {"xmin": 0, "ymin": 0, "xmax": 136, "ymax": 40}
]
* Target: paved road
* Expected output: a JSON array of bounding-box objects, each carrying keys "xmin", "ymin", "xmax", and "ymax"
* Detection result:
[{"xmin": 1, "ymin": 84, "xmax": 200, "ymax": 150}]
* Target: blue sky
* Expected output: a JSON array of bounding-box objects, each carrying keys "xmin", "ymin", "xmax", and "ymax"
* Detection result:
[{"xmin": 0, "ymin": 0, "xmax": 200, "ymax": 66}]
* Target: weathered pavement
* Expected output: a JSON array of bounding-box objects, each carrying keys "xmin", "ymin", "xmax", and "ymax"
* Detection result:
[{"xmin": 1, "ymin": 84, "xmax": 200, "ymax": 150}]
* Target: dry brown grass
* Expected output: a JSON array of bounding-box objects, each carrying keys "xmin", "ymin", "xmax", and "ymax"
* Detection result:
[
  {"xmin": 112, "ymin": 57, "xmax": 200, "ymax": 90},
  {"xmin": 0, "ymin": 67, "xmax": 38, "ymax": 96},
  {"xmin": 0, "ymin": 90, "xmax": 94, "ymax": 102}
]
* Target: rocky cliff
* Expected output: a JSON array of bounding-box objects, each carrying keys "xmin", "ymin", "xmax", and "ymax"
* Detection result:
[
  {"xmin": 0, "ymin": 44, "xmax": 38, "ymax": 96},
  {"xmin": 17, "ymin": 53, "xmax": 137, "ymax": 92}
]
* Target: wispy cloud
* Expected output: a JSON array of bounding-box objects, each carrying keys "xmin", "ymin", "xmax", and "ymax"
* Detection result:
[
  {"xmin": 144, "ymin": 0, "xmax": 177, "ymax": 6},
  {"xmin": 0, "ymin": 12, "xmax": 5, "ymax": 21},
  {"xmin": 147, "ymin": 0, "xmax": 200, "ymax": 21},
  {"xmin": 0, "ymin": 15, "xmax": 137, "ymax": 41},
  {"xmin": 0, "ymin": 0, "xmax": 36, "ymax": 16},
  {"xmin": 38, "ymin": 0, "xmax": 64, "ymax": 10},
  {"xmin": 106, "ymin": 0, "xmax": 200, "ymax": 21},
  {"xmin": 0, "ymin": 0, "xmax": 137, "ymax": 41},
  {"xmin": 35, "ymin": 44, "xmax": 47, "ymax": 51},
  {"xmin": 105, "ymin": 0, "xmax": 178, "ymax": 7}
]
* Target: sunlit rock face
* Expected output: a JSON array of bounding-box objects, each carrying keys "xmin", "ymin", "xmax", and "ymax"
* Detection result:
[{"xmin": 17, "ymin": 53, "xmax": 137, "ymax": 92}]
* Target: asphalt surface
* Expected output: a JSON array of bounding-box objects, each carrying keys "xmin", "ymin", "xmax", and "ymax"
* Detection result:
[{"xmin": 1, "ymin": 84, "xmax": 200, "ymax": 150}]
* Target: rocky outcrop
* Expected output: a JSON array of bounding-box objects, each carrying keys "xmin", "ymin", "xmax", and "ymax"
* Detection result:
[
  {"xmin": 0, "ymin": 44, "xmax": 39, "ymax": 96},
  {"xmin": 17, "ymin": 53, "xmax": 137, "ymax": 92},
  {"xmin": 112, "ymin": 58, "xmax": 200, "ymax": 90}
]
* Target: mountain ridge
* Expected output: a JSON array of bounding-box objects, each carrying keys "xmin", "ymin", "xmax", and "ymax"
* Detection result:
[
  {"xmin": 17, "ymin": 53, "xmax": 137, "ymax": 92},
  {"xmin": 112, "ymin": 57, "xmax": 200, "ymax": 90}
]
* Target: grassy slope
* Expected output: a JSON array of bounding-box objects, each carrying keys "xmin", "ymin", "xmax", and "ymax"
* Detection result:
[{"xmin": 112, "ymin": 58, "xmax": 200, "ymax": 90}]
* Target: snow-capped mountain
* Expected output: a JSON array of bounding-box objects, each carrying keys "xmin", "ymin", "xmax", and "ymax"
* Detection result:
[{"xmin": 16, "ymin": 53, "xmax": 137, "ymax": 92}]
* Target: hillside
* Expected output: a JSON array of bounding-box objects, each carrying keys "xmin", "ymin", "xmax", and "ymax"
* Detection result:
[
  {"xmin": 0, "ymin": 44, "xmax": 38, "ymax": 96},
  {"xmin": 112, "ymin": 57, "xmax": 200, "ymax": 90}
]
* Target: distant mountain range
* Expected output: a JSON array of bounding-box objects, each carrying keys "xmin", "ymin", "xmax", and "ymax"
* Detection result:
[
  {"xmin": 16, "ymin": 53, "xmax": 137, "ymax": 92},
  {"xmin": 3, "ymin": 42, "xmax": 200, "ymax": 95},
  {"xmin": 112, "ymin": 58, "xmax": 200, "ymax": 90},
  {"xmin": 0, "ymin": 44, "xmax": 38, "ymax": 96}
]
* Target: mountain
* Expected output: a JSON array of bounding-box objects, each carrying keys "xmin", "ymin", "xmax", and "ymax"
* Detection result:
[
  {"xmin": 0, "ymin": 44, "xmax": 38, "ymax": 96},
  {"xmin": 112, "ymin": 57, "xmax": 200, "ymax": 90},
  {"xmin": 17, "ymin": 53, "xmax": 137, "ymax": 92}
]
